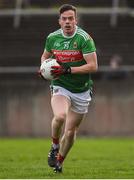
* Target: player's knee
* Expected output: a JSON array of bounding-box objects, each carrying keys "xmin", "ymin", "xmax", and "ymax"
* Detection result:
[{"xmin": 54, "ymin": 113, "xmax": 66, "ymax": 123}]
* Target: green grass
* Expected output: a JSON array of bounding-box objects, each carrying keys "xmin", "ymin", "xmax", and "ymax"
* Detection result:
[{"xmin": 0, "ymin": 138, "xmax": 134, "ymax": 179}]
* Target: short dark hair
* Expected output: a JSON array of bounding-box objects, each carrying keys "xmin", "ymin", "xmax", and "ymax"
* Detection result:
[{"xmin": 59, "ymin": 4, "xmax": 77, "ymax": 16}]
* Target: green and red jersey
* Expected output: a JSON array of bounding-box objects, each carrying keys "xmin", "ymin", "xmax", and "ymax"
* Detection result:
[{"xmin": 44, "ymin": 26, "xmax": 96, "ymax": 93}]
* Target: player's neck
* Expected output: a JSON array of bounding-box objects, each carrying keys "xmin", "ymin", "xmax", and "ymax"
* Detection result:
[
  {"xmin": 65, "ymin": 31, "xmax": 75, "ymax": 36},
  {"xmin": 62, "ymin": 25, "xmax": 77, "ymax": 38}
]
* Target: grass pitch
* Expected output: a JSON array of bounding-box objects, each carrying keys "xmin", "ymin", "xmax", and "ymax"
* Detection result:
[{"xmin": 0, "ymin": 138, "xmax": 134, "ymax": 179}]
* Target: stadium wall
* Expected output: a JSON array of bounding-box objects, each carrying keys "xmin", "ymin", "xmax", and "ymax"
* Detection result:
[{"xmin": 0, "ymin": 78, "xmax": 134, "ymax": 137}]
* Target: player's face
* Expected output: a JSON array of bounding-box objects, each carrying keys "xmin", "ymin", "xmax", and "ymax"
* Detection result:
[{"xmin": 59, "ymin": 10, "xmax": 77, "ymax": 36}]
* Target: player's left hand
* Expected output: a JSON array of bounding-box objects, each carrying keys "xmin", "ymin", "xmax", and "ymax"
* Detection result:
[{"xmin": 51, "ymin": 61, "xmax": 71, "ymax": 77}]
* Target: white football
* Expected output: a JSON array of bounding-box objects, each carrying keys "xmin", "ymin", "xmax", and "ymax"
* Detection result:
[{"xmin": 40, "ymin": 58, "xmax": 59, "ymax": 80}]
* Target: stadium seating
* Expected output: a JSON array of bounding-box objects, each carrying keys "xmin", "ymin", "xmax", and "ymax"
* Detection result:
[
  {"xmin": 82, "ymin": 15, "xmax": 134, "ymax": 65},
  {"xmin": 0, "ymin": 13, "xmax": 134, "ymax": 67},
  {"xmin": 0, "ymin": 15, "xmax": 58, "ymax": 67}
]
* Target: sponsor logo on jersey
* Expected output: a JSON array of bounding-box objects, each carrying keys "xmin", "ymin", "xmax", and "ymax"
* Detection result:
[{"xmin": 52, "ymin": 50, "xmax": 83, "ymax": 62}]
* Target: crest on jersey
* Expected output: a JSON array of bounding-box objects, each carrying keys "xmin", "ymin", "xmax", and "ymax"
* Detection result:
[{"xmin": 73, "ymin": 42, "xmax": 77, "ymax": 48}]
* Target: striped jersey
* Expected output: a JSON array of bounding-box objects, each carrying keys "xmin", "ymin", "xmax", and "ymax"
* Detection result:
[{"xmin": 44, "ymin": 26, "xmax": 96, "ymax": 93}]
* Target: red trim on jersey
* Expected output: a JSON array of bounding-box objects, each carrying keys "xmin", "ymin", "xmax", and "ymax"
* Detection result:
[{"xmin": 52, "ymin": 49, "xmax": 83, "ymax": 62}]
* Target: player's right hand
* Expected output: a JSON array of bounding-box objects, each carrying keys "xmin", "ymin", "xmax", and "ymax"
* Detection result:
[{"xmin": 51, "ymin": 60, "xmax": 71, "ymax": 78}]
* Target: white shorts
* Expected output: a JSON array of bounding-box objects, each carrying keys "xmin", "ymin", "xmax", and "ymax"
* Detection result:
[{"xmin": 51, "ymin": 85, "xmax": 92, "ymax": 114}]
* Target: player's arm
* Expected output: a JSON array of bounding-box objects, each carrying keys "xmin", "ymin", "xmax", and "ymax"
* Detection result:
[
  {"xmin": 71, "ymin": 52, "xmax": 98, "ymax": 74},
  {"xmin": 41, "ymin": 49, "xmax": 52, "ymax": 64},
  {"xmin": 39, "ymin": 49, "xmax": 52, "ymax": 79},
  {"xmin": 51, "ymin": 51, "xmax": 98, "ymax": 77},
  {"xmin": 71, "ymin": 35, "xmax": 98, "ymax": 74}
]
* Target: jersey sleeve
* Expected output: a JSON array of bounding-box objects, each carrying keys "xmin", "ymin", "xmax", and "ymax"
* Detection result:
[
  {"xmin": 44, "ymin": 35, "xmax": 52, "ymax": 53},
  {"xmin": 81, "ymin": 38, "xmax": 96, "ymax": 54}
]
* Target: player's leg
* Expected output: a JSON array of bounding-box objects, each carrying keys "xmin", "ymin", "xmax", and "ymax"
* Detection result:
[
  {"xmin": 54, "ymin": 89, "xmax": 91, "ymax": 172},
  {"xmin": 54, "ymin": 110, "xmax": 85, "ymax": 172},
  {"xmin": 60, "ymin": 110, "xmax": 84, "ymax": 157},
  {"xmin": 48, "ymin": 95, "xmax": 71, "ymax": 167},
  {"xmin": 51, "ymin": 95, "xmax": 71, "ymax": 139}
]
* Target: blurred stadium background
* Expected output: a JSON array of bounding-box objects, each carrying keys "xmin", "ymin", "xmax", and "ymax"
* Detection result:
[{"xmin": 0, "ymin": 0, "xmax": 134, "ymax": 137}]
